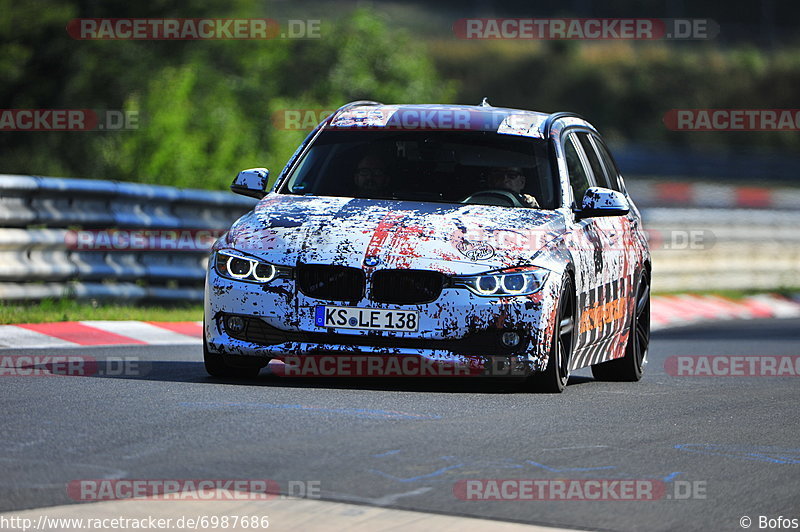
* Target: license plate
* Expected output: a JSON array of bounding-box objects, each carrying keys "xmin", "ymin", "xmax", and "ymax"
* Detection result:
[{"xmin": 315, "ymin": 306, "xmax": 419, "ymax": 332}]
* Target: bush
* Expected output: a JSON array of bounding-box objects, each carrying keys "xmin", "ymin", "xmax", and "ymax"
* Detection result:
[{"xmin": 431, "ymin": 40, "xmax": 800, "ymax": 152}]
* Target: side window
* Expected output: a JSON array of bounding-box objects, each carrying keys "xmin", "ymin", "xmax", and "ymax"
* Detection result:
[
  {"xmin": 576, "ymin": 133, "xmax": 611, "ymax": 189},
  {"xmin": 563, "ymin": 134, "xmax": 593, "ymax": 206},
  {"xmin": 592, "ymin": 138, "xmax": 622, "ymax": 192}
]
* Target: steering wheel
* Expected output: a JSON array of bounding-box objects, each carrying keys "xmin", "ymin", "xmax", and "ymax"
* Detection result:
[{"xmin": 460, "ymin": 189, "xmax": 526, "ymax": 208}]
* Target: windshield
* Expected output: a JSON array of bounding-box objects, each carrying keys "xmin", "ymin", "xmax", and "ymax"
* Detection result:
[{"xmin": 279, "ymin": 130, "xmax": 557, "ymax": 209}]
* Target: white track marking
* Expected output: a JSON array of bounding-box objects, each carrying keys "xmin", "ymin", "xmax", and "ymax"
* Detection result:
[
  {"xmin": 0, "ymin": 325, "xmax": 77, "ymax": 348},
  {"xmin": 0, "ymin": 492, "xmax": 572, "ymax": 532},
  {"xmin": 80, "ymin": 320, "xmax": 200, "ymax": 345}
]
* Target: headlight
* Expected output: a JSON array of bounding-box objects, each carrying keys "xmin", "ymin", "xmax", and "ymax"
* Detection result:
[
  {"xmin": 452, "ymin": 267, "xmax": 549, "ymax": 297},
  {"xmin": 215, "ymin": 251, "xmax": 289, "ymax": 283}
]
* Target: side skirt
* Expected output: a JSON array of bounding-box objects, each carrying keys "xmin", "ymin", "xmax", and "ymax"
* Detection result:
[{"xmin": 569, "ymin": 326, "xmax": 630, "ymax": 371}]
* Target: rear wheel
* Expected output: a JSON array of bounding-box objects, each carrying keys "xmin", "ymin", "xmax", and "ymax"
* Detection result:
[
  {"xmin": 526, "ymin": 275, "xmax": 575, "ymax": 393},
  {"xmin": 591, "ymin": 271, "xmax": 650, "ymax": 382}
]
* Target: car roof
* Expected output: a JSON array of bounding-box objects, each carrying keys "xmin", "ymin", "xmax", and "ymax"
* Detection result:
[{"xmin": 325, "ymin": 102, "xmax": 592, "ymax": 139}]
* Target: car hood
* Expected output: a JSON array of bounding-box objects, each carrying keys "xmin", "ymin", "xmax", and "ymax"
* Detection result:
[{"xmin": 221, "ymin": 194, "xmax": 566, "ymax": 275}]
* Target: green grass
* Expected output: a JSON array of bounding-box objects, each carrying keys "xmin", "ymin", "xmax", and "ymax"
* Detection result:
[{"xmin": 0, "ymin": 299, "xmax": 204, "ymax": 325}]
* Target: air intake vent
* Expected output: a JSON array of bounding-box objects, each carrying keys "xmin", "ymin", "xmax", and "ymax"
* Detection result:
[
  {"xmin": 297, "ymin": 264, "xmax": 365, "ymax": 301},
  {"xmin": 370, "ymin": 269, "xmax": 445, "ymax": 304}
]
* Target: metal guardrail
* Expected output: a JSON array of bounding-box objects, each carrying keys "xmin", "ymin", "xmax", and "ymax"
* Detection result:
[
  {"xmin": 615, "ymin": 144, "xmax": 800, "ymax": 182},
  {"xmin": 0, "ymin": 175, "xmax": 256, "ymax": 302},
  {"xmin": 625, "ymin": 180, "xmax": 800, "ymax": 210},
  {"xmin": 645, "ymin": 208, "xmax": 800, "ymax": 292},
  {"xmin": 0, "ymin": 175, "xmax": 797, "ymax": 302}
]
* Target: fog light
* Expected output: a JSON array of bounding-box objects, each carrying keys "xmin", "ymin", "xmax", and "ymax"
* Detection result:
[
  {"xmin": 501, "ymin": 331, "xmax": 520, "ymax": 347},
  {"xmin": 226, "ymin": 315, "xmax": 246, "ymax": 334}
]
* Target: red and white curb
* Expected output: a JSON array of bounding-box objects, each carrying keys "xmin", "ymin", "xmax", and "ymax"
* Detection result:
[
  {"xmin": 627, "ymin": 181, "xmax": 800, "ymax": 209},
  {"xmin": 0, "ymin": 320, "xmax": 202, "ymax": 349},
  {"xmin": 0, "ymin": 295, "xmax": 797, "ymax": 349},
  {"xmin": 650, "ymin": 293, "xmax": 800, "ymax": 330}
]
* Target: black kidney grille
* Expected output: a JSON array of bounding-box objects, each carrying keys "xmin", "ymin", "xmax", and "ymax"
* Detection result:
[
  {"xmin": 297, "ymin": 264, "xmax": 365, "ymax": 301},
  {"xmin": 370, "ymin": 269, "xmax": 445, "ymax": 304}
]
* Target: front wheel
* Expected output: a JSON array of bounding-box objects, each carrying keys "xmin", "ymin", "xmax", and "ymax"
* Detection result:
[
  {"xmin": 591, "ymin": 271, "xmax": 650, "ymax": 382},
  {"xmin": 526, "ymin": 275, "xmax": 575, "ymax": 393},
  {"xmin": 203, "ymin": 339, "xmax": 262, "ymax": 379}
]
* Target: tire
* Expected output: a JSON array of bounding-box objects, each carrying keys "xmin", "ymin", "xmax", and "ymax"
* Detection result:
[
  {"xmin": 203, "ymin": 339, "xmax": 262, "ymax": 379},
  {"xmin": 591, "ymin": 270, "xmax": 650, "ymax": 382},
  {"xmin": 526, "ymin": 275, "xmax": 575, "ymax": 393}
]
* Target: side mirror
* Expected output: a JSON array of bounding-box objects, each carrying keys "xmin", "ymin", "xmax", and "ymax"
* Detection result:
[
  {"xmin": 231, "ymin": 168, "xmax": 269, "ymax": 199},
  {"xmin": 574, "ymin": 187, "xmax": 630, "ymax": 220}
]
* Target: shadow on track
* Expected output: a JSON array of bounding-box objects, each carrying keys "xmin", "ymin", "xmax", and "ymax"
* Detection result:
[{"xmin": 18, "ymin": 358, "xmax": 596, "ymax": 394}]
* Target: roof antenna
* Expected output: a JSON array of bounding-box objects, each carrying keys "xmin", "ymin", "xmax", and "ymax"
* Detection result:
[{"xmin": 480, "ymin": 97, "xmax": 492, "ymax": 107}]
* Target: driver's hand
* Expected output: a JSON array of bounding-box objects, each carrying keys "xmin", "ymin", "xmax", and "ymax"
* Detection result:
[{"xmin": 522, "ymin": 194, "xmax": 540, "ymax": 208}]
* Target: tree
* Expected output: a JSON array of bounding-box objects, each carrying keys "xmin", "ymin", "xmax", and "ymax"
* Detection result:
[{"xmin": 0, "ymin": 4, "xmax": 456, "ymax": 189}]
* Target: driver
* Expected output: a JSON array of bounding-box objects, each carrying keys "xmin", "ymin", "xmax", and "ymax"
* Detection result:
[
  {"xmin": 488, "ymin": 166, "xmax": 539, "ymax": 207},
  {"xmin": 353, "ymin": 153, "xmax": 392, "ymax": 199}
]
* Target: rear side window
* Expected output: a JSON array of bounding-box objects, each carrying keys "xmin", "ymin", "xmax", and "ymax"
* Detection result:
[
  {"xmin": 593, "ymin": 138, "xmax": 623, "ymax": 191},
  {"xmin": 576, "ymin": 132, "xmax": 611, "ymax": 190},
  {"xmin": 563, "ymin": 134, "xmax": 592, "ymax": 206}
]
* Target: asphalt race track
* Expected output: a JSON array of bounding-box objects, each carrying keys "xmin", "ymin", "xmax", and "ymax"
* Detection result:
[{"xmin": 2, "ymin": 318, "xmax": 799, "ymax": 531}]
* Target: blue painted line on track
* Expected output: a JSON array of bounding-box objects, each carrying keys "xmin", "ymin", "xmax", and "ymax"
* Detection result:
[
  {"xmin": 373, "ymin": 450, "xmax": 402, "ymax": 457},
  {"xmin": 525, "ymin": 460, "xmax": 616, "ymax": 472},
  {"xmin": 179, "ymin": 402, "xmax": 441, "ymax": 420},
  {"xmin": 675, "ymin": 444, "xmax": 800, "ymax": 464},
  {"xmin": 369, "ymin": 463, "xmax": 464, "ymax": 483}
]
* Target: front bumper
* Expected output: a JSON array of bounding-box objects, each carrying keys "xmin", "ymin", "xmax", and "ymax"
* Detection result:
[{"xmin": 204, "ymin": 266, "xmax": 561, "ymax": 375}]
